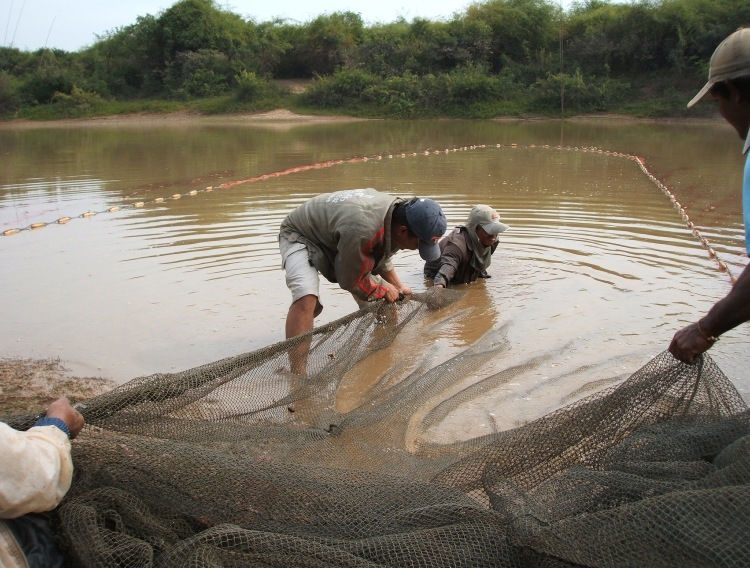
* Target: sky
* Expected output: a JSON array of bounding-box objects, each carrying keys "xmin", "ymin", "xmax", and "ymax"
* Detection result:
[{"xmin": 2, "ymin": 0, "xmax": 576, "ymax": 53}]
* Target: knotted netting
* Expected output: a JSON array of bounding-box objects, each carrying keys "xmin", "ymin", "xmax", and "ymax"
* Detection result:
[{"xmin": 3, "ymin": 290, "xmax": 749, "ymax": 567}]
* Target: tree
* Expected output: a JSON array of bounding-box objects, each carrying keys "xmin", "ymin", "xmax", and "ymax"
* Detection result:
[
  {"xmin": 294, "ymin": 12, "xmax": 365, "ymax": 76},
  {"xmin": 357, "ymin": 20, "xmax": 411, "ymax": 77},
  {"xmin": 156, "ymin": 0, "xmax": 248, "ymax": 59},
  {"xmin": 463, "ymin": 0, "xmax": 558, "ymax": 72},
  {"xmin": 86, "ymin": 15, "xmax": 164, "ymax": 97}
]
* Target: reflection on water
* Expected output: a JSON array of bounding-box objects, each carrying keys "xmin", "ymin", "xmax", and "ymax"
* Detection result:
[{"xmin": 1, "ymin": 117, "xmax": 748, "ymax": 429}]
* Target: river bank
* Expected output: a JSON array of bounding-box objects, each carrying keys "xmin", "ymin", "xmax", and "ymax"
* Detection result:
[
  {"xmin": 0, "ymin": 108, "xmax": 720, "ymax": 131},
  {"xmin": 0, "ymin": 109, "xmax": 372, "ymax": 130},
  {"xmin": 0, "ymin": 358, "xmax": 115, "ymax": 415}
]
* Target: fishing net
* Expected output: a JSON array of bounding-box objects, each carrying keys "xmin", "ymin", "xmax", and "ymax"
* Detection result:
[{"xmin": 3, "ymin": 290, "xmax": 749, "ymax": 567}]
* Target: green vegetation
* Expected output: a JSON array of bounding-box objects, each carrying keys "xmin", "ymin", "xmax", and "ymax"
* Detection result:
[{"xmin": 1, "ymin": 0, "xmax": 746, "ymax": 120}]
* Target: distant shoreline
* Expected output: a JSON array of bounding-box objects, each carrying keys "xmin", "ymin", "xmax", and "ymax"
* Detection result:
[
  {"xmin": 0, "ymin": 109, "xmax": 719, "ymax": 130},
  {"xmin": 0, "ymin": 109, "xmax": 372, "ymax": 130}
]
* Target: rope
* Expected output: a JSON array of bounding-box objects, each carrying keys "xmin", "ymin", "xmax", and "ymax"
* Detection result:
[
  {"xmin": 1, "ymin": 143, "xmax": 736, "ymax": 283},
  {"xmin": 629, "ymin": 152, "xmax": 736, "ymax": 284}
]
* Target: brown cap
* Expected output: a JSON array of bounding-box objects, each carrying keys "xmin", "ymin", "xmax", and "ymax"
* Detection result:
[{"xmin": 688, "ymin": 27, "xmax": 750, "ymax": 108}]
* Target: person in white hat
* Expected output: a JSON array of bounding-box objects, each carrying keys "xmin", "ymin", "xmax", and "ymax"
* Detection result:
[
  {"xmin": 670, "ymin": 27, "xmax": 750, "ymax": 364},
  {"xmin": 424, "ymin": 204, "xmax": 509, "ymax": 289}
]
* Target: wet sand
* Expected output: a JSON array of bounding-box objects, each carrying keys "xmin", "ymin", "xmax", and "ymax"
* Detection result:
[
  {"xmin": 0, "ymin": 357, "xmax": 115, "ymax": 415},
  {"xmin": 0, "ymin": 109, "xmax": 372, "ymax": 130}
]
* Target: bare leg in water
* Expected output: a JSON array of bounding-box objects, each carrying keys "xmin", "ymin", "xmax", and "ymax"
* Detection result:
[{"xmin": 285, "ymin": 294, "xmax": 318, "ymax": 375}]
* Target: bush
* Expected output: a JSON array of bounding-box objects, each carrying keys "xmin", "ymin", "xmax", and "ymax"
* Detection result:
[
  {"xmin": 165, "ymin": 49, "xmax": 236, "ymax": 99},
  {"xmin": 0, "ymin": 70, "xmax": 21, "ymax": 114},
  {"xmin": 302, "ymin": 68, "xmax": 378, "ymax": 107},
  {"xmin": 531, "ymin": 69, "xmax": 630, "ymax": 114},
  {"xmin": 19, "ymin": 70, "xmax": 74, "ymax": 105},
  {"xmin": 183, "ymin": 68, "xmax": 227, "ymax": 98},
  {"xmin": 52, "ymin": 85, "xmax": 104, "ymax": 108},
  {"xmin": 234, "ymin": 70, "xmax": 268, "ymax": 102},
  {"xmin": 301, "ymin": 67, "xmax": 521, "ymax": 118},
  {"xmin": 444, "ymin": 64, "xmax": 504, "ymax": 105},
  {"xmin": 362, "ymin": 72, "xmax": 427, "ymax": 117},
  {"xmin": 51, "ymin": 86, "xmax": 105, "ymax": 115}
]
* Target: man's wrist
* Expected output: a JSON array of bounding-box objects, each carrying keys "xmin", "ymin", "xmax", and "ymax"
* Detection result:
[{"xmin": 697, "ymin": 319, "xmax": 720, "ymax": 343}]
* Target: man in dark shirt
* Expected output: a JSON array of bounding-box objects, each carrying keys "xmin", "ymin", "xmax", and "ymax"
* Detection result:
[{"xmin": 424, "ymin": 204, "xmax": 509, "ymax": 288}]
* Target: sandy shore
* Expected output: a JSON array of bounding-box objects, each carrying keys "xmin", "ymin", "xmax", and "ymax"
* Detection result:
[
  {"xmin": 0, "ymin": 108, "xmax": 374, "ymax": 130},
  {"xmin": 0, "ymin": 357, "xmax": 115, "ymax": 415},
  {"xmin": 1, "ymin": 108, "xmax": 719, "ymax": 131}
]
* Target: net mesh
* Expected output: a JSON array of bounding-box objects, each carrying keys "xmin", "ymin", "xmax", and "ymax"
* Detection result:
[{"xmin": 3, "ymin": 290, "xmax": 749, "ymax": 567}]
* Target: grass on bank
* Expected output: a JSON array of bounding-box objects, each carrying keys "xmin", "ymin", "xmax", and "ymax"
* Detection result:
[
  {"xmin": 2, "ymin": 72, "xmax": 717, "ymax": 122},
  {"xmin": 5, "ymin": 91, "xmax": 522, "ymax": 122},
  {"xmin": 2, "ymin": 93, "xmax": 714, "ymax": 122}
]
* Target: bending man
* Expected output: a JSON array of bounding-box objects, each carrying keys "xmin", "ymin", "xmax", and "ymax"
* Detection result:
[{"xmin": 279, "ymin": 188, "xmax": 447, "ymax": 374}]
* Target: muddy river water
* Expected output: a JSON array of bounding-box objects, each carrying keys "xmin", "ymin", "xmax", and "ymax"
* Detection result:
[{"xmin": 1, "ymin": 115, "xmax": 748, "ymax": 427}]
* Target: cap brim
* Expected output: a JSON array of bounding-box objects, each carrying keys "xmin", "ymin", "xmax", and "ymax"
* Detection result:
[
  {"xmin": 418, "ymin": 240, "xmax": 441, "ymax": 261},
  {"xmin": 687, "ymin": 81, "xmax": 713, "ymax": 108},
  {"xmin": 481, "ymin": 221, "xmax": 509, "ymax": 235}
]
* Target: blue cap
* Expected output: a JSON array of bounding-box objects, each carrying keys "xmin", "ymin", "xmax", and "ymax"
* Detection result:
[{"xmin": 404, "ymin": 198, "xmax": 447, "ymax": 261}]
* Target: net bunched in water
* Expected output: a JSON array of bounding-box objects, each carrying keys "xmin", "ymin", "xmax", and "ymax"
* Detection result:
[{"xmin": 3, "ymin": 290, "xmax": 749, "ymax": 567}]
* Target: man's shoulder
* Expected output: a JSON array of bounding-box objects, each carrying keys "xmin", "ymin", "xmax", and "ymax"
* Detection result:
[
  {"xmin": 445, "ymin": 227, "xmax": 470, "ymax": 247},
  {"xmin": 294, "ymin": 189, "xmax": 396, "ymax": 216},
  {"xmin": 323, "ymin": 189, "xmax": 377, "ymax": 204}
]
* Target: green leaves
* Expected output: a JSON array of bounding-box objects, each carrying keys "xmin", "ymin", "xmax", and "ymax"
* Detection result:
[{"xmin": 2, "ymin": 0, "xmax": 747, "ymax": 119}]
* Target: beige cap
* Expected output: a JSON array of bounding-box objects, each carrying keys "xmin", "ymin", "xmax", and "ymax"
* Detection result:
[
  {"xmin": 467, "ymin": 205, "xmax": 509, "ymax": 236},
  {"xmin": 688, "ymin": 27, "xmax": 750, "ymax": 108}
]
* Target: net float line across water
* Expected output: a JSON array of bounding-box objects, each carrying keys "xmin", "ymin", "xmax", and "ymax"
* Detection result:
[{"xmin": 1, "ymin": 143, "xmax": 735, "ymax": 283}]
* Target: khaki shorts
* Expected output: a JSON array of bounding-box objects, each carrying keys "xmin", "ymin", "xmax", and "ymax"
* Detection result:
[{"xmin": 279, "ymin": 236, "xmax": 323, "ymax": 317}]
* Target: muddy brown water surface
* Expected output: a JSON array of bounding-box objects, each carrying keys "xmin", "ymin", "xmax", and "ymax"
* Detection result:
[{"xmin": 1, "ymin": 115, "xmax": 748, "ymax": 425}]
